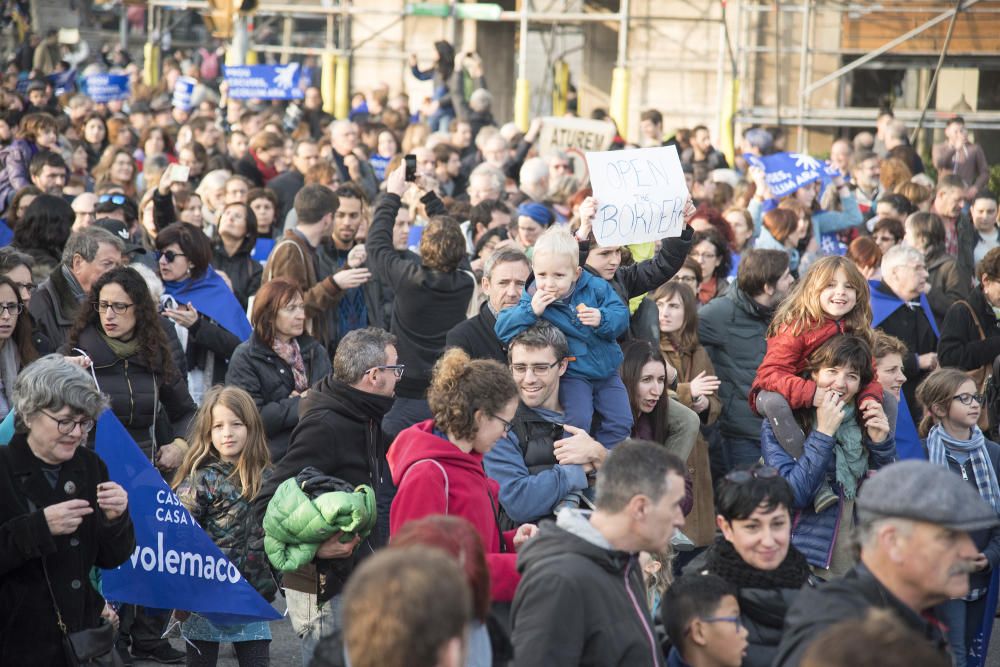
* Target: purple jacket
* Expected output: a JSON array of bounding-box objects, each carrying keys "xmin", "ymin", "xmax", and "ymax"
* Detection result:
[{"xmin": 0, "ymin": 139, "xmax": 39, "ymax": 210}]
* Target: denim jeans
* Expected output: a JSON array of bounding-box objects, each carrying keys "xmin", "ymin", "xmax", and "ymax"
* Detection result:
[
  {"xmin": 936, "ymin": 596, "xmax": 989, "ymax": 667},
  {"xmin": 722, "ymin": 436, "xmax": 763, "ymax": 473},
  {"xmin": 286, "ymin": 591, "xmax": 343, "ymax": 667},
  {"xmin": 559, "ymin": 375, "xmax": 633, "ymax": 448}
]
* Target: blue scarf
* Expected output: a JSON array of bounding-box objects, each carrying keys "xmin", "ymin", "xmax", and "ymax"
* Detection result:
[
  {"xmin": 926, "ymin": 423, "xmax": 1000, "ymax": 514},
  {"xmin": 869, "ymin": 280, "xmax": 939, "ymax": 338},
  {"xmin": 162, "ymin": 265, "xmax": 252, "ymax": 341}
]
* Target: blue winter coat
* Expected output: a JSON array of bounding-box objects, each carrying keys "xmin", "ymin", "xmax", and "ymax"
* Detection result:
[
  {"xmin": 761, "ymin": 419, "xmax": 896, "ymax": 568},
  {"xmin": 495, "ymin": 269, "xmax": 629, "ymax": 380}
]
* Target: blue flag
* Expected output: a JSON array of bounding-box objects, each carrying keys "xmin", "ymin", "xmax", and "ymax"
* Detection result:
[
  {"xmin": 893, "ymin": 393, "xmax": 923, "ymax": 460},
  {"xmin": 172, "ymin": 76, "xmax": 197, "ymax": 112},
  {"xmin": 744, "ymin": 152, "xmax": 825, "ymax": 199},
  {"xmin": 96, "ymin": 411, "xmax": 281, "ymax": 625},
  {"xmin": 163, "ymin": 265, "xmax": 253, "ymax": 341},
  {"xmin": 968, "ymin": 568, "xmax": 1000, "ymax": 667},
  {"xmin": 224, "ymin": 64, "xmax": 305, "ymax": 100},
  {"xmin": 49, "ymin": 69, "xmax": 77, "ymax": 96},
  {"xmin": 84, "ymin": 74, "xmax": 129, "ymax": 103}
]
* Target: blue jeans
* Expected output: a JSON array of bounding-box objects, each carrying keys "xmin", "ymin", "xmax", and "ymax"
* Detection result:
[
  {"xmin": 559, "ymin": 374, "xmax": 634, "ymax": 448},
  {"xmin": 936, "ymin": 596, "xmax": 989, "ymax": 667}
]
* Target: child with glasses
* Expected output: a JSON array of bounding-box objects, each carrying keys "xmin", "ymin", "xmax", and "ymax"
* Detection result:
[
  {"xmin": 915, "ymin": 368, "xmax": 1000, "ymax": 667},
  {"xmin": 662, "ymin": 573, "xmax": 748, "ymax": 667},
  {"xmin": 495, "ymin": 226, "xmax": 633, "ymax": 451}
]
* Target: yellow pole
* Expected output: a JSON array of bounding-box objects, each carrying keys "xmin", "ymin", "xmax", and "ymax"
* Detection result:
[
  {"xmin": 334, "ymin": 55, "xmax": 350, "ymax": 120},
  {"xmin": 320, "ymin": 53, "xmax": 336, "ymax": 115},
  {"xmin": 720, "ymin": 79, "xmax": 740, "ymax": 168},
  {"xmin": 610, "ymin": 66, "xmax": 630, "ymax": 140},
  {"xmin": 514, "ymin": 78, "xmax": 531, "ymax": 132},
  {"xmin": 552, "ymin": 60, "xmax": 569, "ymax": 117},
  {"xmin": 143, "ymin": 42, "xmax": 161, "ymax": 88}
]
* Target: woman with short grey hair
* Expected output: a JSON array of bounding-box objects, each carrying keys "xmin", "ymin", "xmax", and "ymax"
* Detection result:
[{"xmin": 0, "ymin": 354, "xmax": 136, "ymax": 664}]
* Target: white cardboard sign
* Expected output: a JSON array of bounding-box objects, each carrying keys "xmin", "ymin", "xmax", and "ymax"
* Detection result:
[{"xmin": 585, "ymin": 145, "xmax": 690, "ymax": 246}]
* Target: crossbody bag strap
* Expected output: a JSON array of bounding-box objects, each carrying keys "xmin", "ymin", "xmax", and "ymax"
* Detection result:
[
  {"xmin": 959, "ymin": 300, "xmax": 986, "ymax": 340},
  {"xmin": 24, "ymin": 496, "xmax": 69, "ymax": 636},
  {"xmin": 400, "ymin": 458, "xmax": 449, "ymax": 514}
]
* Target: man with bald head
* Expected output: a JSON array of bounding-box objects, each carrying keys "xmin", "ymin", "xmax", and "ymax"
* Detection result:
[{"xmin": 71, "ymin": 193, "xmax": 98, "ymax": 231}]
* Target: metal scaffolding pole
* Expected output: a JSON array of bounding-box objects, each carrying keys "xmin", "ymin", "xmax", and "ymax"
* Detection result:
[{"xmin": 795, "ymin": 0, "xmax": 812, "ymax": 151}]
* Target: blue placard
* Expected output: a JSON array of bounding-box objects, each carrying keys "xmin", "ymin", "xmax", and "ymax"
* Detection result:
[
  {"xmin": 224, "ymin": 64, "xmax": 305, "ymax": 100},
  {"xmin": 83, "ymin": 74, "xmax": 129, "ymax": 103},
  {"xmin": 49, "ymin": 69, "xmax": 77, "ymax": 96},
  {"xmin": 172, "ymin": 76, "xmax": 198, "ymax": 111},
  {"xmin": 96, "ymin": 411, "xmax": 281, "ymax": 625},
  {"xmin": 744, "ymin": 151, "xmax": 828, "ymax": 199}
]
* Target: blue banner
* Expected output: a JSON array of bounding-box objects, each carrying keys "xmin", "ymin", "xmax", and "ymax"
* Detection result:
[
  {"xmin": 96, "ymin": 411, "xmax": 281, "ymax": 625},
  {"xmin": 83, "ymin": 74, "xmax": 129, "ymax": 103},
  {"xmin": 224, "ymin": 64, "xmax": 305, "ymax": 100},
  {"xmin": 745, "ymin": 152, "xmax": 830, "ymax": 199},
  {"xmin": 172, "ymin": 76, "xmax": 197, "ymax": 111},
  {"xmin": 49, "ymin": 69, "xmax": 77, "ymax": 96}
]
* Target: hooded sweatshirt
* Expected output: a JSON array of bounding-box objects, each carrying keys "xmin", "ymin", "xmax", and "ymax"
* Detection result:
[
  {"xmin": 510, "ymin": 509, "xmax": 663, "ymax": 667},
  {"xmin": 387, "ymin": 420, "xmax": 520, "ymax": 601}
]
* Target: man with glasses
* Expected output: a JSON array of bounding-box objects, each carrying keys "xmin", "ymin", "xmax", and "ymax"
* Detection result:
[
  {"xmin": 254, "ymin": 327, "xmax": 401, "ymax": 665},
  {"xmin": 484, "ymin": 322, "xmax": 608, "ymax": 525},
  {"xmin": 30, "ymin": 227, "xmax": 124, "ymax": 351}
]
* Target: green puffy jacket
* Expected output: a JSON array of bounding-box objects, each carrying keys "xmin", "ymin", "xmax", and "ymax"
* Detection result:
[{"xmin": 263, "ymin": 476, "xmax": 376, "ymax": 572}]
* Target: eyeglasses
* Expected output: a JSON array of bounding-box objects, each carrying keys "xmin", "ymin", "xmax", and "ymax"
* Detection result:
[
  {"xmin": 690, "ymin": 252, "xmax": 718, "ymax": 261},
  {"xmin": 724, "ymin": 466, "xmax": 780, "ymax": 484},
  {"xmin": 954, "ymin": 393, "xmax": 985, "ymax": 406},
  {"xmin": 156, "ymin": 250, "xmax": 186, "ymax": 263},
  {"xmin": 39, "ymin": 411, "xmax": 95, "ymax": 435},
  {"xmin": 510, "ymin": 361, "xmax": 561, "ymax": 376},
  {"xmin": 675, "ymin": 275, "xmax": 698, "ymax": 284},
  {"xmin": 492, "ymin": 414, "xmax": 514, "ymax": 435},
  {"xmin": 700, "ymin": 616, "xmax": 744, "ymax": 632},
  {"xmin": 94, "ymin": 301, "xmax": 134, "ymax": 314},
  {"xmin": 365, "ymin": 364, "xmax": 405, "ymax": 378},
  {"xmin": 98, "ymin": 194, "xmax": 127, "ymax": 206},
  {"xmin": 0, "ymin": 302, "xmax": 23, "ymax": 316}
]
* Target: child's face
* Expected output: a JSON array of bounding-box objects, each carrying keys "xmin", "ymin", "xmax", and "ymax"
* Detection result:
[
  {"xmin": 211, "ymin": 404, "xmax": 248, "ymax": 463},
  {"xmin": 585, "ymin": 245, "xmax": 622, "ymax": 280},
  {"xmin": 699, "ymin": 595, "xmax": 748, "ymax": 667},
  {"xmin": 532, "ymin": 252, "xmax": 579, "ymax": 299},
  {"xmin": 818, "ymin": 267, "xmax": 857, "ymax": 320},
  {"xmin": 944, "ymin": 379, "xmax": 982, "ymax": 433}
]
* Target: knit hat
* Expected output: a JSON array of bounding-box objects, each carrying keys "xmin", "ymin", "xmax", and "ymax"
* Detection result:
[{"xmin": 517, "ymin": 202, "xmax": 554, "ymax": 227}]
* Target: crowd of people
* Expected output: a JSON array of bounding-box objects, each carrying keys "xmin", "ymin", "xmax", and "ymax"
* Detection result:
[{"xmin": 2, "ymin": 28, "xmax": 1000, "ymax": 667}]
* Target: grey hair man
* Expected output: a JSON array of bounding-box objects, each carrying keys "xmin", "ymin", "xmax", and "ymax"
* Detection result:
[
  {"xmin": 467, "ymin": 163, "xmax": 505, "ymax": 207},
  {"xmin": 511, "ymin": 439, "xmax": 686, "ymax": 666},
  {"xmin": 517, "ymin": 157, "xmax": 550, "ymax": 204},
  {"xmin": 254, "ymin": 326, "xmax": 399, "ymax": 665},
  {"xmin": 775, "ymin": 460, "xmax": 996, "ymax": 666},
  {"xmin": 29, "ymin": 227, "xmax": 125, "ymax": 351}
]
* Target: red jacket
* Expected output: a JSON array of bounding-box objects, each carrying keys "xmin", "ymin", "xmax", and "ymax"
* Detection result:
[
  {"xmin": 388, "ymin": 420, "xmax": 520, "ymax": 601},
  {"xmin": 750, "ymin": 318, "xmax": 882, "ymax": 414}
]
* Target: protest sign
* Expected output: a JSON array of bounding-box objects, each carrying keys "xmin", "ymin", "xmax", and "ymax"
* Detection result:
[
  {"xmin": 49, "ymin": 69, "xmax": 77, "ymax": 96},
  {"xmin": 172, "ymin": 76, "xmax": 197, "ymax": 111},
  {"xmin": 744, "ymin": 151, "xmax": 830, "ymax": 198},
  {"xmin": 83, "ymin": 74, "xmax": 128, "ymax": 103},
  {"xmin": 224, "ymin": 63, "xmax": 305, "ymax": 100},
  {"xmin": 96, "ymin": 411, "xmax": 281, "ymax": 625},
  {"xmin": 537, "ymin": 116, "xmax": 616, "ymax": 180},
  {"xmin": 585, "ymin": 145, "xmax": 690, "ymax": 246}
]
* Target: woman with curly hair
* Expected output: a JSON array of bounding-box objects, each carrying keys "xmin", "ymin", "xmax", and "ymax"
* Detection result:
[
  {"xmin": 93, "ymin": 146, "xmax": 138, "ymax": 199},
  {"xmin": 66, "ymin": 265, "xmax": 196, "ymax": 468},
  {"xmin": 388, "ymin": 348, "xmax": 538, "ymax": 604}
]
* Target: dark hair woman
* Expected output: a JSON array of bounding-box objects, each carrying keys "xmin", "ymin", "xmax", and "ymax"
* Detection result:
[
  {"xmin": 78, "ymin": 112, "xmax": 108, "ymax": 170},
  {"xmin": 904, "ymin": 211, "xmax": 969, "ymax": 325},
  {"xmin": 66, "ymin": 266, "xmax": 197, "ymax": 465},
  {"xmin": 212, "ymin": 201, "xmax": 263, "ymax": 311},
  {"xmin": 0, "ymin": 356, "xmax": 134, "ymax": 665},
  {"xmin": 684, "ymin": 465, "xmax": 814, "ymax": 667},
  {"xmin": 225, "ymin": 279, "xmax": 332, "ymax": 462},
  {"xmin": 761, "ymin": 335, "xmax": 895, "ymax": 578},
  {"xmin": 155, "ymin": 222, "xmax": 251, "ymax": 403},
  {"xmin": 689, "ymin": 228, "xmax": 732, "ymax": 305},
  {"xmin": 13, "ymin": 194, "xmax": 74, "ymax": 283},
  {"xmin": 0, "ymin": 274, "xmax": 38, "ymax": 419}
]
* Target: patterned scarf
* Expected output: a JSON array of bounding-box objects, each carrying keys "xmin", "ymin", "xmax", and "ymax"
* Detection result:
[
  {"xmin": 926, "ymin": 423, "xmax": 1000, "ymax": 514},
  {"xmin": 272, "ymin": 338, "xmax": 308, "ymax": 392},
  {"xmin": 833, "ymin": 405, "xmax": 867, "ymax": 500}
]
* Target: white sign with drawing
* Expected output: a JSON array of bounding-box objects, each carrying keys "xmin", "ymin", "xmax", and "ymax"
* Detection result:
[{"xmin": 584, "ymin": 145, "xmax": 690, "ymax": 246}]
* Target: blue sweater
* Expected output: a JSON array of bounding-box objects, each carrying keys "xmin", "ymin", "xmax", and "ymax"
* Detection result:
[
  {"xmin": 482, "ymin": 406, "xmax": 589, "ymax": 524},
  {"xmin": 495, "ymin": 269, "xmax": 629, "ymax": 380},
  {"xmin": 761, "ymin": 419, "xmax": 896, "ymax": 568}
]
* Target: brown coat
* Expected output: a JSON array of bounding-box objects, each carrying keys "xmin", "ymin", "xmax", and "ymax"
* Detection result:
[
  {"xmin": 262, "ymin": 230, "xmax": 343, "ymax": 345},
  {"xmin": 661, "ymin": 338, "xmax": 720, "ymax": 547}
]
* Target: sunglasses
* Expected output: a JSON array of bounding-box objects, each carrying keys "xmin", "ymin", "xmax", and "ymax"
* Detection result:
[
  {"xmin": 724, "ymin": 466, "xmax": 780, "ymax": 484},
  {"xmin": 156, "ymin": 250, "xmax": 186, "ymax": 263},
  {"xmin": 98, "ymin": 194, "xmax": 127, "ymax": 206}
]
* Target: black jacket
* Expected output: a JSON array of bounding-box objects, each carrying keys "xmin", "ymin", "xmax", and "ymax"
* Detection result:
[
  {"xmin": 774, "ymin": 563, "xmax": 949, "ymax": 667},
  {"xmin": 0, "ymin": 434, "xmax": 135, "ymax": 666},
  {"xmin": 445, "ymin": 301, "xmax": 506, "ymax": 363},
  {"xmin": 367, "ymin": 191, "xmax": 475, "ymax": 398},
  {"xmin": 254, "ymin": 376, "xmax": 394, "ymax": 601},
  {"xmin": 177, "ymin": 313, "xmax": 243, "ymax": 391},
  {"xmin": 938, "ymin": 286, "xmax": 1000, "ymax": 371},
  {"xmin": 873, "ymin": 281, "xmax": 939, "ymax": 423},
  {"xmin": 234, "ymin": 154, "xmax": 266, "ymax": 188},
  {"xmin": 72, "ymin": 325, "xmax": 197, "ymax": 455},
  {"xmin": 212, "ymin": 239, "xmax": 263, "ymax": 311},
  {"xmin": 315, "ymin": 241, "xmax": 387, "ymax": 353},
  {"xmin": 925, "ymin": 247, "xmax": 969, "ymax": 327},
  {"xmin": 957, "ymin": 211, "xmax": 978, "ymax": 291},
  {"xmin": 29, "ymin": 263, "xmax": 79, "ymax": 353},
  {"xmin": 224, "ymin": 333, "xmax": 332, "ymax": 462},
  {"xmin": 267, "ymin": 168, "xmax": 305, "ymax": 230},
  {"xmin": 511, "ymin": 514, "xmax": 663, "ymax": 667}
]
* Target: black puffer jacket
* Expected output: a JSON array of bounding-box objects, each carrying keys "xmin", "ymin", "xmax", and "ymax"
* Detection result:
[
  {"xmin": 445, "ymin": 301, "xmax": 506, "ymax": 363},
  {"xmin": 73, "ymin": 324, "xmax": 197, "ymax": 455},
  {"xmin": 938, "ymin": 286, "xmax": 1000, "ymax": 371},
  {"xmin": 224, "ymin": 333, "xmax": 332, "ymax": 462},
  {"xmin": 212, "ymin": 239, "xmax": 263, "ymax": 311}
]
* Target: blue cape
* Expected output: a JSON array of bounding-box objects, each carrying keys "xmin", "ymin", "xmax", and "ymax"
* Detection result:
[
  {"xmin": 251, "ymin": 237, "xmax": 275, "ymax": 265},
  {"xmin": 162, "ymin": 265, "xmax": 252, "ymax": 341},
  {"xmin": 869, "ymin": 280, "xmax": 939, "ymax": 338},
  {"xmin": 893, "ymin": 393, "xmax": 923, "ymax": 460}
]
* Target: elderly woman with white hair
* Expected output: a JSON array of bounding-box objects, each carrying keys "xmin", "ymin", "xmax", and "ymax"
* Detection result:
[
  {"xmin": 0, "ymin": 355, "xmax": 135, "ymax": 665},
  {"xmin": 872, "ymin": 242, "xmax": 938, "ymax": 430}
]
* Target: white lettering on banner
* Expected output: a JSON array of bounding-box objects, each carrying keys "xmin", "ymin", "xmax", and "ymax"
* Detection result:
[
  {"xmin": 125, "ymin": 531, "xmax": 243, "ymax": 584},
  {"xmin": 585, "ymin": 145, "xmax": 690, "ymax": 246},
  {"xmin": 154, "ymin": 489, "xmax": 190, "ymax": 525}
]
